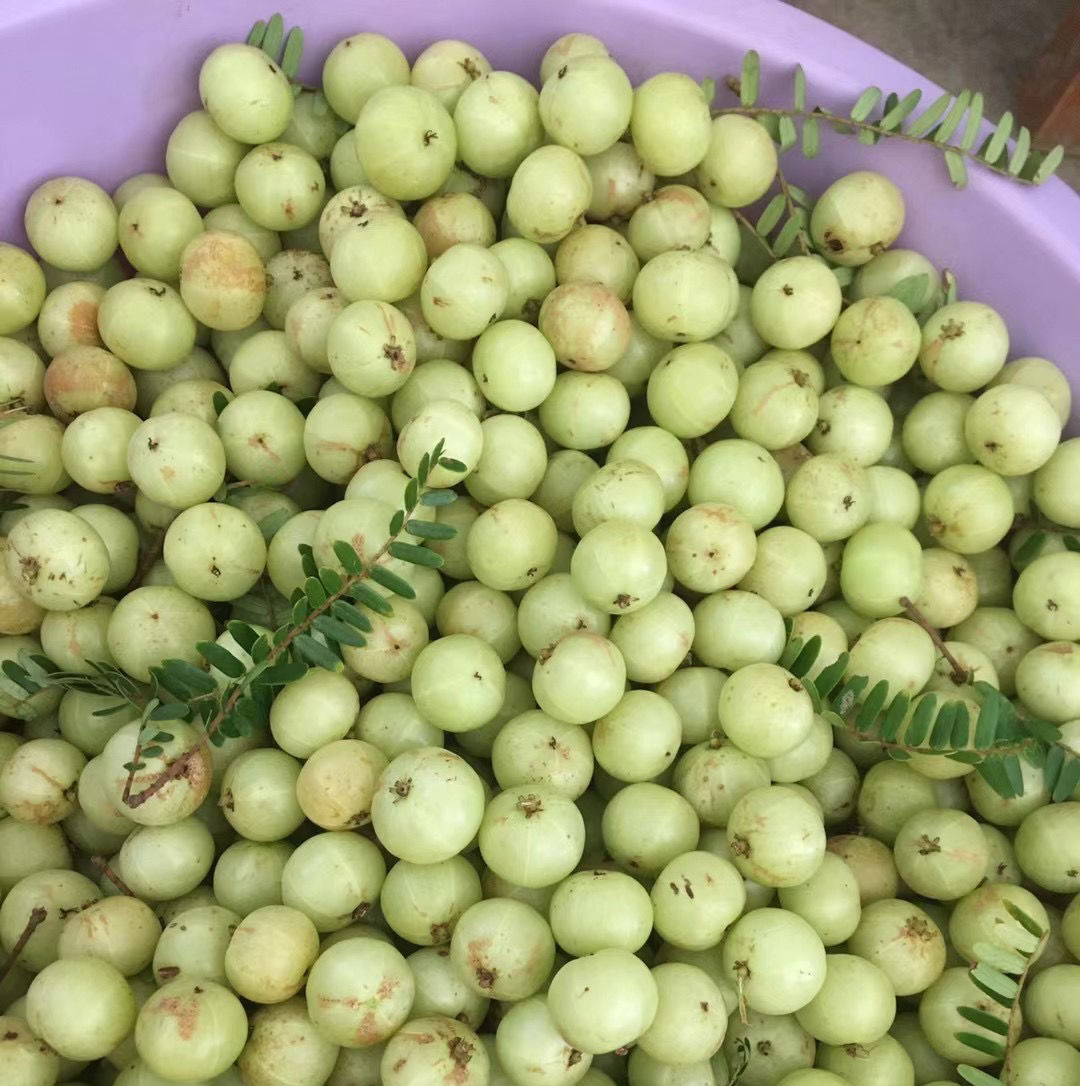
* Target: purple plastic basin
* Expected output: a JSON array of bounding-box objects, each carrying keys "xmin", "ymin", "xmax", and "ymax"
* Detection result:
[{"xmin": 2, "ymin": 0, "xmax": 1078, "ymax": 425}]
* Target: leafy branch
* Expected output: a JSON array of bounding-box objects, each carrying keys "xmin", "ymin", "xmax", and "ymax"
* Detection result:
[
  {"xmin": 737, "ymin": 174, "xmax": 816, "ymax": 262},
  {"xmin": 722, "ymin": 52, "xmax": 1064, "ymax": 273},
  {"xmin": 247, "ymin": 14, "xmax": 305, "ymax": 94},
  {"xmin": 781, "ymin": 619, "xmax": 1078, "ymax": 802},
  {"xmin": 953, "ymin": 902, "xmax": 1048, "ymax": 1085},
  {"xmin": 734, "ymin": 172, "xmax": 948, "ymax": 319},
  {"xmin": 723, "ymin": 51, "xmax": 1064, "ymax": 189},
  {"xmin": 2, "ymin": 442, "xmax": 462, "ymax": 810},
  {"xmin": 0, "ymin": 657, "xmax": 149, "ymax": 714},
  {"xmin": 247, "ymin": 13, "xmax": 331, "ymax": 116}
]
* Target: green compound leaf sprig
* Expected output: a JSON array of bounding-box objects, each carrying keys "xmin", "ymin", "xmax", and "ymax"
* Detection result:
[
  {"xmin": 780, "ymin": 620, "xmax": 1075, "ymax": 803},
  {"xmin": 2, "ymin": 442, "xmax": 460, "ymax": 810},
  {"xmin": 247, "ymin": 12, "xmax": 330, "ymax": 113},
  {"xmin": 724, "ymin": 51, "xmax": 1064, "ymax": 188},
  {"xmin": 951, "ymin": 901, "xmax": 1049, "ymax": 1085},
  {"xmin": 722, "ymin": 51, "xmax": 1065, "ymax": 271},
  {"xmin": 247, "ymin": 13, "xmax": 304, "ymax": 85}
]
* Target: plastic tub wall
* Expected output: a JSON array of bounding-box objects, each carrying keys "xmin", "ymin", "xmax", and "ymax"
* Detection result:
[{"xmin": 1, "ymin": 0, "xmax": 1078, "ymax": 427}]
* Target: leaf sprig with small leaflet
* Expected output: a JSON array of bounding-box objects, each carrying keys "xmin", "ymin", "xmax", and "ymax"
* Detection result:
[
  {"xmin": 712, "ymin": 51, "xmax": 1065, "ymax": 268},
  {"xmin": 726, "ymin": 1037, "xmax": 753, "ymax": 1086},
  {"xmin": 951, "ymin": 901, "xmax": 1049, "ymax": 1086},
  {"xmin": 781, "ymin": 619, "xmax": 1078, "ymax": 803},
  {"xmin": 246, "ymin": 13, "xmax": 331, "ymax": 115},
  {"xmin": 246, "ymin": 13, "xmax": 304, "ymax": 91},
  {"xmin": 1, "ymin": 441, "xmax": 461, "ymax": 810}
]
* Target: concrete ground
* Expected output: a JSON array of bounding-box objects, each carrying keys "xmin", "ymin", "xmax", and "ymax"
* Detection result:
[{"xmin": 786, "ymin": 0, "xmax": 1080, "ymax": 187}]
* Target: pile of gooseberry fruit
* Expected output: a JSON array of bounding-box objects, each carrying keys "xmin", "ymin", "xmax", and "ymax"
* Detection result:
[{"xmin": 1, "ymin": 21, "xmax": 1080, "ymax": 1086}]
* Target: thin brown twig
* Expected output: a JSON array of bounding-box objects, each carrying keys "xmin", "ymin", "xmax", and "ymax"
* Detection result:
[
  {"xmin": 774, "ymin": 166, "xmax": 813, "ymax": 256},
  {"xmin": 0, "ymin": 907, "xmax": 47, "ymax": 986},
  {"xmin": 123, "ymin": 735, "xmax": 208, "ymax": 809},
  {"xmin": 119, "ymin": 687, "xmax": 219, "ymax": 808},
  {"xmin": 92, "ymin": 856, "xmax": 135, "ymax": 897},
  {"xmin": 730, "ymin": 208, "xmax": 776, "ymax": 260},
  {"xmin": 899, "ymin": 596, "xmax": 971, "ymax": 684},
  {"xmin": 120, "ymin": 761, "xmax": 142, "ymax": 808},
  {"xmin": 131, "ymin": 530, "xmax": 165, "ymax": 589},
  {"xmin": 843, "ymin": 715, "xmax": 1046, "ymax": 765}
]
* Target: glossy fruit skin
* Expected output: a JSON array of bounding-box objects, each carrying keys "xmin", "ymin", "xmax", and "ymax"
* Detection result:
[
  {"xmin": 380, "ymin": 1015, "xmax": 489, "ymax": 1085},
  {"xmin": 238, "ymin": 997, "xmax": 341, "ymax": 1086},
  {"xmin": 25, "ymin": 176, "xmax": 118, "ymax": 272},
  {"xmin": 306, "ymin": 936, "xmax": 416, "ymax": 1047},
  {"xmin": 810, "ymin": 170, "xmax": 905, "ymax": 266},
  {"xmin": 547, "ymin": 948, "xmax": 660, "ymax": 1055},
  {"xmin": 449, "ymin": 897, "xmax": 556, "ymax": 1002},
  {"xmin": 372, "ymin": 746, "xmax": 486, "ymax": 863},
  {"xmin": 4, "ymin": 508, "xmax": 110, "ymax": 611},
  {"xmin": 726, "ymin": 785, "xmax": 826, "ymax": 888},
  {"xmin": 198, "ymin": 43, "xmax": 294, "ymax": 143},
  {"xmin": 134, "ymin": 977, "xmax": 248, "ymax": 1079},
  {"xmin": 795, "ymin": 953, "xmax": 897, "ymax": 1046},
  {"xmin": 26, "ymin": 956, "xmax": 136, "ymax": 1060}
]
